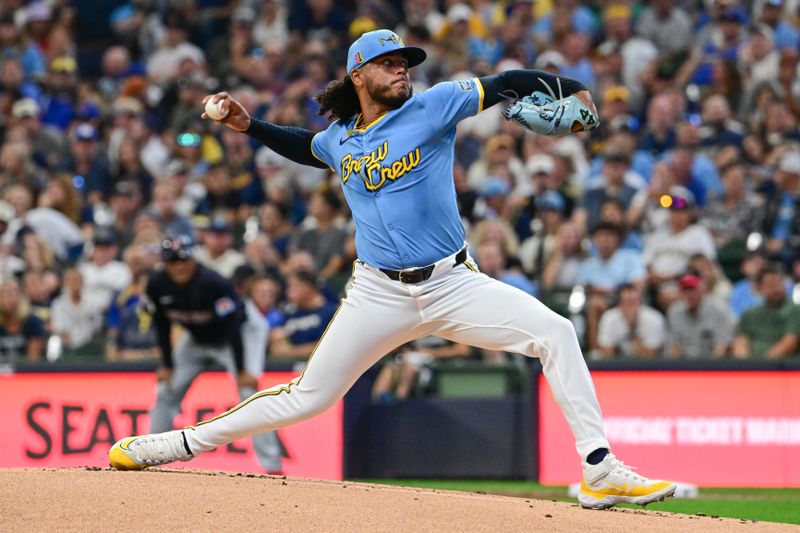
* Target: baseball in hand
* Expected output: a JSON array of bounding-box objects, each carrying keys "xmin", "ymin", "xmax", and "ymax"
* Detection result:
[{"xmin": 205, "ymin": 98, "xmax": 229, "ymax": 120}]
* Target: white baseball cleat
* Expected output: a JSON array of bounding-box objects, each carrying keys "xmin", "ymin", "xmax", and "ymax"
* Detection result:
[
  {"xmin": 578, "ymin": 453, "xmax": 676, "ymax": 510},
  {"xmin": 109, "ymin": 430, "xmax": 194, "ymax": 470}
]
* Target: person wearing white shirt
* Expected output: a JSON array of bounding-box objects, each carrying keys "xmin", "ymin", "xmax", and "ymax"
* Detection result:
[
  {"xmin": 51, "ymin": 269, "xmax": 107, "ymax": 351},
  {"xmin": 78, "ymin": 228, "xmax": 132, "ymax": 310},
  {"xmin": 597, "ymin": 284, "xmax": 666, "ymax": 359},
  {"xmin": 643, "ymin": 186, "xmax": 716, "ymax": 309},
  {"xmin": 193, "ymin": 218, "xmax": 246, "ymax": 279}
]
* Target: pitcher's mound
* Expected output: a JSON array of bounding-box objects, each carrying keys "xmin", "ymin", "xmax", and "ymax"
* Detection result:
[{"xmin": 0, "ymin": 468, "xmax": 792, "ymax": 532}]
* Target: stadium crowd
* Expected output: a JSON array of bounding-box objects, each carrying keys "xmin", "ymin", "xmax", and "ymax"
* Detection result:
[{"xmin": 1, "ymin": 0, "xmax": 800, "ymax": 369}]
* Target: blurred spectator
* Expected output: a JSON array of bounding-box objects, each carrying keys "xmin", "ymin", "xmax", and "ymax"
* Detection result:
[
  {"xmin": 288, "ymin": 0, "xmax": 348, "ymax": 42},
  {"xmin": 763, "ymin": 150, "xmax": 800, "ymax": 262},
  {"xmin": 637, "ymin": 0, "xmax": 693, "ymax": 56},
  {"xmin": 41, "ymin": 56, "xmax": 80, "ymax": 131},
  {"xmin": 541, "ymin": 221, "xmax": 585, "ymax": 292},
  {"xmin": 532, "ymin": 0, "xmax": 597, "ymax": 46},
  {"xmin": 254, "ymin": 0, "xmax": 289, "ymax": 51},
  {"xmin": 21, "ymin": 268, "xmax": 55, "ymax": 327},
  {"xmin": 668, "ymin": 274, "xmax": 734, "ymax": 359},
  {"xmin": 644, "ymin": 186, "xmax": 716, "ymax": 306},
  {"xmin": 476, "ymin": 240, "xmax": 536, "ymax": 296},
  {"xmin": 146, "ymin": 12, "xmax": 205, "ymax": 85},
  {"xmin": 18, "ymin": 230, "xmax": 55, "ymax": 273},
  {"xmin": 628, "ymin": 161, "xmax": 674, "ymax": 237},
  {"xmin": 0, "ymin": 11, "xmax": 46, "ymax": 79},
  {"xmin": 51, "ymin": 268, "xmax": 106, "ymax": 355},
  {"xmin": 597, "ymin": 284, "xmax": 667, "ymax": 359},
  {"xmin": 435, "ymin": 4, "xmax": 474, "ymax": 72},
  {"xmin": 291, "ymin": 187, "xmax": 348, "ymax": 281},
  {"xmin": 559, "ymin": 32, "xmax": 595, "ymax": 92},
  {"xmin": 1, "ymin": 139, "xmax": 47, "ymax": 193},
  {"xmin": 106, "ymin": 270, "xmax": 158, "ymax": 362},
  {"xmin": 518, "ymin": 191, "xmax": 566, "ymax": 278},
  {"xmin": 514, "ymin": 154, "xmax": 576, "ymax": 240},
  {"xmin": 37, "ymin": 173, "xmax": 83, "ymax": 224},
  {"xmin": 113, "ymin": 135, "xmax": 153, "ymax": 196},
  {"xmin": 97, "ymin": 46, "xmax": 136, "ymax": 102},
  {"xmin": 577, "ymin": 222, "xmax": 645, "ymax": 351},
  {"xmin": 638, "ymin": 93, "xmax": 679, "ymax": 158},
  {"xmin": 259, "ymin": 199, "xmax": 294, "ymax": 261},
  {"xmin": 669, "ymin": 127, "xmax": 723, "ymax": 206},
  {"xmin": 757, "ymin": 0, "xmax": 799, "ymax": 51},
  {"xmin": 269, "ymin": 270, "xmax": 336, "ymax": 357},
  {"xmin": 372, "ymin": 337, "xmax": 470, "ymax": 402},
  {"xmin": 206, "ymin": 6, "xmax": 260, "ymax": 85},
  {"xmin": 469, "ymin": 217, "xmax": 519, "ymax": 260},
  {"xmin": 107, "ymin": 181, "xmax": 143, "ymax": 249},
  {"xmin": 698, "ymin": 95, "xmax": 746, "ymax": 151},
  {"xmin": 597, "ymin": 4, "xmax": 657, "ymax": 106},
  {"xmin": 475, "ymin": 177, "xmax": 511, "ymax": 220},
  {"xmin": 165, "ymin": 76, "xmax": 209, "ymax": 133},
  {"xmin": 595, "ymin": 198, "xmax": 642, "ymax": 252},
  {"xmin": 195, "ymin": 162, "xmax": 243, "ymax": 221},
  {"xmin": 9, "ymin": 97, "xmax": 66, "ymax": 170},
  {"xmin": 78, "ymin": 227, "xmax": 132, "ymax": 310},
  {"xmin": 467, "ymin": 134, "xmax": 525, "ymax": 193},
  {"xmin": 733, "ymin": 263, "xmax": 800, "ymax": 358},
  {"xmin": 729, "ymin": 250, "xmax": 794, "ymax": 318},
  {"xmin": 710, "ymin": 59, "xmax": 744, "ymax": 114},
  {"xmin": 61, "ymin": 122, "xmax": 111, "ymax": 201},
  {"xmin": 250, "ymin": 275, "xmax": 285, "ymax": 329},
  {"xmin": 740, "ymin": 23, "xmax": 780, "ymax": 94},
  {"xmin": 688, "ymin": 253, "xmax": 733, "ymax": 303},
  {"xmin": 682, "ymin": 6, "xmax": 747, "ymax": 88},
  {"xmin": 219, "ymin": 128, "xmax": 264, "ymax": 207},
  {"xmin": 194, "ymin": 217, "xmax": 247, "ymax": 279},
  {"xmin": 0, "ymin": 278, "xmax": 44, "ymax": 361},
  {"xmin": 2, "ymin": 183, "xmax": 83, "ymax": 262},
  {"xmin": 151, "ymin": 180, "xmax": 193, "ymax": 239},
  {"xmin": 576, "ymin": 148, "xmax": 639, "ymax": 232},
  {"xmin": 701, "ymin": 163, "xmax": 764, "ymax": 252}
]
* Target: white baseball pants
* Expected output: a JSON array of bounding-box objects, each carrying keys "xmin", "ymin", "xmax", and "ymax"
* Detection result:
[{"xmin": 185, "ymin": 248, "xmax": 610, "ymax": 460}]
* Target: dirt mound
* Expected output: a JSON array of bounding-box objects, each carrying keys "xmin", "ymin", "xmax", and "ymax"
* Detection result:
[{"xmin": 0, "ymin": 468, "xmax": 793, "ymax": 532}]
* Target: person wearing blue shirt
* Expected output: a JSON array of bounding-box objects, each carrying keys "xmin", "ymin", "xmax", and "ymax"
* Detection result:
[
  {"xmin": 760, "ymin": 0, "xmax": 800, "ymax": 50},
  {"xmin": 269, "ymin": 271, "xmax": 337, "ymax": 357},
  {"xmin": 578, "ymin": 222, "xmax": 645, "ymax": 352},
  {"xmin": 110, "ymin": 29, "xmax": 675, "ymax": 509}
]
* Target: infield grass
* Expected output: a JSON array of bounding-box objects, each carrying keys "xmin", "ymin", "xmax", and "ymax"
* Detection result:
[{"xmin": 365, "ymin": 480, "xmax": 800, "ymax": 525}]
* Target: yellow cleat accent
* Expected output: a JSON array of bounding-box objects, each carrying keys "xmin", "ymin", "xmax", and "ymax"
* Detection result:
[
  {"xmin": 109, "ymin": 437, "xmax": 147, "ymax": 470},
  {"xmin": 579, "ymin": 453, "xmax": 677, "ymax": 510},
  {"xmin": 579, "ymin": 479, "xmax": 676, "ymax": 503}
]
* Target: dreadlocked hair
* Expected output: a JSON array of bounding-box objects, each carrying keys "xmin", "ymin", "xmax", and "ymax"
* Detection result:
[{"xmin": 316, "ymin": 76, "xmax": 360, "ymax": 123}]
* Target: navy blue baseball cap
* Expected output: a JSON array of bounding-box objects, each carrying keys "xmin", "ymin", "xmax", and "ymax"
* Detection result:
[
  {"xmin": 161, "ymin": 235, "xmax": 194, "ymax": 261},
  {"xmin": 346, "ymin": 29, "xmax": 426, "ymax": 75}
]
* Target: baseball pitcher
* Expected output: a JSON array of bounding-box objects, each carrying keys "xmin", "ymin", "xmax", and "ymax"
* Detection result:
[{"xmin": 111, "ymin": 30, "xmax": 675, "ymax": 509}]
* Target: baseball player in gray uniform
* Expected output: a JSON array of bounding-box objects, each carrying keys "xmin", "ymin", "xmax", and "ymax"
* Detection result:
[{"xmin": 111, "ymin": 30, "xmax": 675, "ymax": 510}]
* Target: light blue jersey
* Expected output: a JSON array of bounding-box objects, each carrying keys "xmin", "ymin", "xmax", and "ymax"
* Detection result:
[{"xmin": 311, "ymin": 78, "xmax": 484, "ymax": 270}]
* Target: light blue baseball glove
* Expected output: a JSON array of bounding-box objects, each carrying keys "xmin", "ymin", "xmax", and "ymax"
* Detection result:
[{"xmin": 502, "ymin": 77, "xmax": 600, "ymax": 136}]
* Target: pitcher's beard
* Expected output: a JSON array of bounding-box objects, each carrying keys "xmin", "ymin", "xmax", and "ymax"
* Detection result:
[{"xmin": 367, "ymin": 81, "xmax": 413, "ymax": 109}]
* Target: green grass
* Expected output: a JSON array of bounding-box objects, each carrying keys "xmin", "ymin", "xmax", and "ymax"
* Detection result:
[{"xmin": 359, "ymin": 480, "xmax": 800, "ymax": 525}]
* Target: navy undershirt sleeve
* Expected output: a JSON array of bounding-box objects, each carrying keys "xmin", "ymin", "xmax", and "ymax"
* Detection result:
[
  {"xmin": 478, "ymin": 70, "xmax": 587, "ymax": 109},
  {"xmin": 245, "ymin": 118, "xmax": 328, "ymax": 169}
]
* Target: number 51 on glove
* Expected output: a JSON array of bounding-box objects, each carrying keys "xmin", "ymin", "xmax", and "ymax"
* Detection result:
[{"xmin": 503, "ymin": 90, "xmax": 600, "ymax": 136}]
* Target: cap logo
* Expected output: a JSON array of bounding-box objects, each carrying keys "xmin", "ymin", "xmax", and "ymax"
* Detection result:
[
  {"xmin": 353, "ymin": 51, "xmax": 364, "ymax": 65},
  {"xmin": 379, "ymin": 34, "xmax": 403, "ymax": 47}
]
